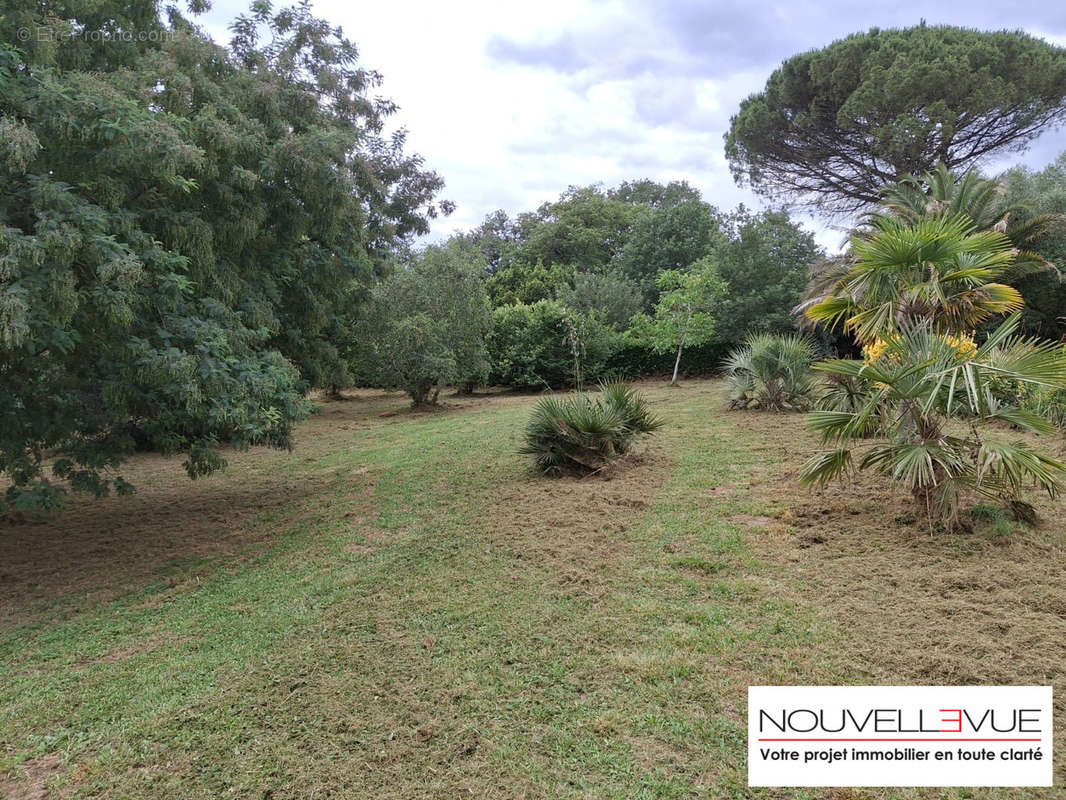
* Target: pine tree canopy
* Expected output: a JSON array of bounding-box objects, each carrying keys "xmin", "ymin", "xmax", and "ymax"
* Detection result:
[{"xmin": 725, "ymin": 25, "xmax": 1066, "ymax": 214}]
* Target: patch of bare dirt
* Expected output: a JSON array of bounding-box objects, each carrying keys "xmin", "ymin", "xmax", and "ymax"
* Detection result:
[
  {"xmin": 730, "ymin": 513, "xmax": 774, "ymax": 528},
  {"xmin": 96, "ymin": 634, "xmax": 193, "ymax": 665},
  {"xmin": 0, "ymin": 391, "xmax": 405, "ymax": 626},
  {"xmin": 0, "ymin": 754, "xmax": 64, "ymax": 800}
]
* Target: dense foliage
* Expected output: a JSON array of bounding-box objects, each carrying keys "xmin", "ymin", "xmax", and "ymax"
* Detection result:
[
  {"xmin": 519, "ymin": 381, "xmax": 662, "ymax": 474},
  {"xmin": 806, "ymin": 214, "xmax": 1023, "ymax": 343},
  {"xmin": 999, "ymin": 154, "xmax": 1066, "ymax": 340},
  {"xmin": 448, "ymin": 178, "xmax": 825, "ymax": 389},
  {"xmin": 0, "ymin": 1, "xmax": 449, "ymax": 510},
  {"xmin": 626, "ymin": 263, "xmax": 726, "ymax": 384},
  {"xmin": 801, "ymin": 207, "xmax": 1066, "ymax": 528},
  {"xmin": 726, "ymin": 26, "xmax": 1066, "ymax": 213},
  {"xmin": 487, "ymin": 300, "xmax": 617, "ymax": 390},
  {"xmin": 712, "ymin": 208, "xmax": 821, "ymax": 346}
]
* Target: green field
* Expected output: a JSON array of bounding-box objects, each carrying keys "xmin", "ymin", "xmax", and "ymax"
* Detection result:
[{"xmin": 2, "ymin": 381, "xmax": 1063, "ymax": 798}]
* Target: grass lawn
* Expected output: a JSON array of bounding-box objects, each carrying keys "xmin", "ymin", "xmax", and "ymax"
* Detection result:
[{"xmin": 1, "ymin": 380, "xmax": 1064, "ymax": 798}]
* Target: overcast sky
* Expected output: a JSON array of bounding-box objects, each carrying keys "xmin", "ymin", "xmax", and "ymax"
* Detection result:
[{"xmin": 200, "ymin": 1, "xmax": 1066, "ymax": 252}]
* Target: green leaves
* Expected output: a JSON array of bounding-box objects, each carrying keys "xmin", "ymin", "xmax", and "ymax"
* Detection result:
[
  {"xmin": 626, "ymin": 262, "xmax": 726, "ymax": 356},
  {"xmin": 519, "ymin": 381, "xmax": 663, "ymax": 475},
  {"xmin": 798, "ymin": 448, "xmax": 852, "ymax": 486},
  {"xmin": 726, "ymin": 25, "xmax": 1066, "ymax": 213},
  {"xmin": 0, "ymin": 1, "xmax": 447, "ymax": 510},
  {"xmin": 725, "ymin": 333, "xmax": 817, "ymax": 411},
  {"xmin": 808, "ymin": 213, "xmax": 1022, "ymax": 342},
  {"xmin": 800, "ymin": 315, "xmax": 1066, "ymax": 529},
  {"xmin": 353, "ymin": 241, "xmax": 492, "ymax": 405}
]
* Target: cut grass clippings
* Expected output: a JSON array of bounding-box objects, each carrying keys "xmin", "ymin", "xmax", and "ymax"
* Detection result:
[{"xmin": 0, "ymin": 380, "xmax": 1063, "ymax": 798}]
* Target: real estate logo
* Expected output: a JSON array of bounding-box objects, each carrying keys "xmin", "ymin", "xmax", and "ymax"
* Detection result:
[{"xmin": 748, "ymin": 686, "xmax": 1053, "ymax": 787}]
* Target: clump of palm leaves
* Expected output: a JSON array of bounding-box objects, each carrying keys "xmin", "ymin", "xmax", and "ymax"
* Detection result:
[
  {"xmin": 520, "ymin": 381, "xmax": 663, "ymax": 475},
  {"xmin": 877, "ymin": 164, "xmax": 1060, "ymax": 281},
  {"xmin": 800, "ymin": 315, "xmax": 1066, "ymax": 530},
  {"xmin": 805, "ymin": 213, "xmax": 1025, "ymax": 343},
  {"xmin": 724, "ymin": 333, "xmax": 818, "ymax": 411}
]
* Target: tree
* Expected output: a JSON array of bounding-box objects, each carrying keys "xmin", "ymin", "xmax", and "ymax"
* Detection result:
[
  {"xmin": 354, "ymin": 242, "xmax": 491, "ymax": 405},
  {"xmin": 725, "ymin": 26, "xmax": 1066, "ymax": 214},
  {"xmin": 487, "ymin": 300, "xmax": 618, "ymax": 390},
  {"xmin": 801, "ymin": 316, "xmax": 1066, "ymax": 530},
  {"xmin": 998, "ymin": 153, "xmax": 1066, "ymax": 339},
  {"xmin": 485, "ymin": 259, "xmax": 569, "ymax": 306},
  {"xmin": 627, "ymin": 262, "xmax": 726, "ymax": 384},
  {"xmin": 876, "ymin": 164, "xmax": 1059, "ymax": 273},
  {"xmin": 617, "ymin": 200, "xmax": 722, "ymax": 308},
  {"xmin": 0, "ymin": 1, "xmax": 448, "ymax": 510},
  {"xmin": 556, "ymin": 272, "xmax": 642, "ymax": 330},
  {"xmin": 513, "ymin": 186, "xmax": 647, "ymax": 274},
  {"xmin": 712, "ymin": 208, "xmax": 821, "ymax": 347},
  {"xmin": 459, "ymin": 209, "xmax": 520, "ymax": 275},
  {"xmin": 607, "ymin": 179, "xmax": 704, "ymax": 209},
  {"xmin": 806, "ymin": 215, "xmax": 1023, "ymax": 344}
]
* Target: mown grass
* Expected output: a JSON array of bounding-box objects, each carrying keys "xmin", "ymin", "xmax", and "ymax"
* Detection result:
[{"xmin": 0, "ymin": 382, "xmax": 1063, "ymax": 798}]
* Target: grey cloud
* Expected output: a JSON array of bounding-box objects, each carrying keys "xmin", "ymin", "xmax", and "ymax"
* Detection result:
[
  {"xmin": 488, "ymin": 1, "xmax": 1066, "ymax": 86},
  {"xmin": 485, "ymin": 32, "xmax": 591, "ymax": 73},
  {"xmin": 509, "ymin": 125, "xmax": 645, "ymax": 155}
]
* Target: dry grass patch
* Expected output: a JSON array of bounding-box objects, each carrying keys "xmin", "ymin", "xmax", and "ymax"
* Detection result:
[{"xmin": 1, "ymin": 381, "xmax": 1064, "ymax": 797}]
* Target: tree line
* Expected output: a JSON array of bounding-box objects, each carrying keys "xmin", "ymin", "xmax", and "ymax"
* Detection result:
[{"xmin": 3, "ymin": 3, "xmax": 1066, "ymax": 511}]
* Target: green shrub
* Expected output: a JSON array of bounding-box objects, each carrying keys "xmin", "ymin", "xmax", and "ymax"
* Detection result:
[
  {"xmin": 352, "ymin": 242, "xmax": 491, "ymax": 405},
  {"xmin": 488, "ymin": 300, "xmax": 619, "ymax": 389},
  {"xmin": 519, "ymin": 381, "xmax": 663, "ymax": 474},
  {"xmin": 724, "ymin": 333, "xmax": 818, "ymax": 411}
]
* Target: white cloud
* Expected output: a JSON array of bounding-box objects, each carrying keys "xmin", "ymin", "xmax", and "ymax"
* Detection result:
[{"xmin": 198, "ymin": 1, "xmax": 1066, "ymax": 253}]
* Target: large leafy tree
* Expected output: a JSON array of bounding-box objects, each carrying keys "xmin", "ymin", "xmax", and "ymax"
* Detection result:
[
  {"xmin": 712, "ymin": 208, "xmax": 821, "ymax": 348},
  {"xmin": 487, "ymin": 300, "xmax": 618, "ymax": 390},
  {"xmin": 606, "ymin": 179, "xmax": 704, "ymax": 209},
  {"xmin": 999, "ymin": 153, "xmax": 1066, "ymax": 339},
  {"xmin": 513, "ymin": 186, "xmax": 647, "ymax": 274},
  {"xmin": 482, "ymin": 181, "xmax": 714, "ymax": 312},
  {"xmin": 0, "ymin": 1, "xmax": 448, "ymax": 510},
  {"xmin": 725, "ymin": 26, "xmax": 1066, "ymax": 214},
  {"xmin": 617, "ymin": 199, "xmax": 721, "ymax": 308},
  {"xmin": 556, "ymin": 271, "xmax": 642, "ymax": 330}
]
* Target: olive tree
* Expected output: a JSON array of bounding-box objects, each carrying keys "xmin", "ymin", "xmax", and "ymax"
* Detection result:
[{"xmin": 355, "ymin": 242, "xmax": 491, "ymax": 405}]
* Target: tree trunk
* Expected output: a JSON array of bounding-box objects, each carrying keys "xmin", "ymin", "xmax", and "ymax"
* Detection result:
[{"xmin": 671, "ymin": 334, "xmax": 687, "ymax": 385}]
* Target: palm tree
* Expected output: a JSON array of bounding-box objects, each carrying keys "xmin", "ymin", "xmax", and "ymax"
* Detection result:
[
  {"xmin": 805, "ymin": 213, "xmax": 1023, "ymax": 344},
  {"xmin": 800, "ymin": 314, "xmax": 1066, "ymax": 530},
  {"xmin": 796, "ymin": 165, "xmax": 1062, "ymax": 333},
  {"xmin": 724, "ymin": 333, "xmax": 817, "ymax": 411},
  {"xmin": 874, "ymin": 163, "xmax": 1060, "ymax": 281}
]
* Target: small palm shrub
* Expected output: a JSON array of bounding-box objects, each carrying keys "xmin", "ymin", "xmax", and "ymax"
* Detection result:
[
  {"xmin": 724, "ymin": 333, "xmax": 818, "ymax": 411},
  {"xmin": 520, "ymin": 381, "xmax": 663, "ymax": 474},
  {"xmin": 800, "ymin": 315, "xmax": 1066, "ymax": 530}
]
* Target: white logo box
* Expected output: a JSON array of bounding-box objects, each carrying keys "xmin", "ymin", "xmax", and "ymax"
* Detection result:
[{"xmin": 748, "ymin": 686, "xmax": 1053, "ymax": 787}]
